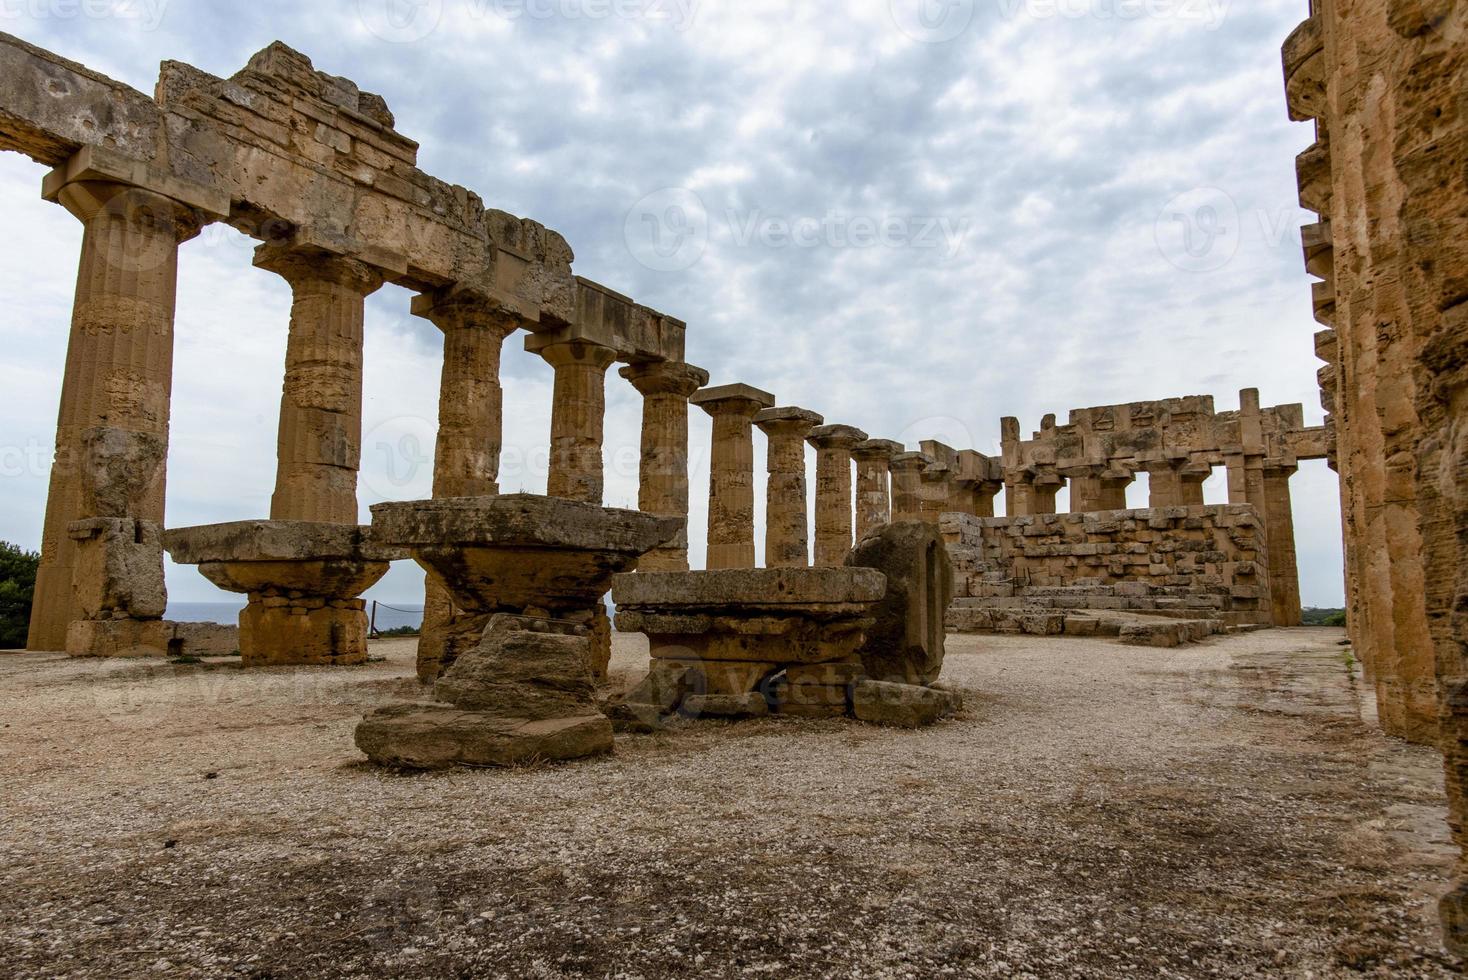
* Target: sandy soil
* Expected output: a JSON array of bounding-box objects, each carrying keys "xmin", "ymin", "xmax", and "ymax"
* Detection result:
[{"xmin": 0, "ymin": 628, "xmax": 1460, "ymax": 979}]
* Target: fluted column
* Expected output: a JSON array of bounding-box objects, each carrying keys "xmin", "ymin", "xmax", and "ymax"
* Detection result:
[
  {"xmin": 918, "ymin": 461, "xmax": 956, "ymax": 525},
  {"xmin": 890, "ymin": 452, "xmax": 931, "ymax": 522},
  {"xmin": 1064, "ymin": 465, "xmax": 1104, "ymax": 513},
  {"xmin": 809, "ymin": 424, "xmax": 867, "ymax": 565},
  {"xmin": 1264, "ymin": 461, "xmax": 1302, "ymax": 627},
  {"xmin": 29, "ymin": 182, "xmax": 203, "ymax": 650},
  {"xmin": 1146, "ymin": 459, "xmax": 1186, "ymax": 508},
  {"xmin": 621, "ymin": 360, "xmax": 709, "ymax": 572},
  {"xmin": 853, "ymin": 439, "xmax": 903, "ymax": 540},
  {"xmin": 1030, "ymin": 473, "xmax": 1064, "ymax": 515},
  {"xmin": 1098, "ymin": 469, "xmax": 1134, "ymax": 511},
  {"xmin": 755, "ymin": 407, "xmax": 823, "ymax": 568},
  {"xmin": 540, "ymin": 340, "xmax": 619, "ymax": 504},
  {"xmin": 413, "ymin": 289, "xmax": 521, "ymax": 682},
  {"xmin": 1180, "ymin": 463, "xmax": 1210, "ymax": 506},
  {"xmin": 254, "ymin": 245, "xmax": 386, "ymax": 524},
  {"xmin": 692, "ymin": 384, "xmax": 775, "ymax": 569}
]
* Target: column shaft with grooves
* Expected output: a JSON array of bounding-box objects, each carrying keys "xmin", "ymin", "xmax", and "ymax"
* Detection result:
[
  {"xmin": 853, "ymin": 439, "xmax": 902, "ymax": 541},
  {"xmin": 889, "ymin": 453, "xmax": 931, "ymax": 523},
  {"xmin": 28, "ymin": 181, "xmax": 201, "ymax": 651},
  {"xmin": 541, "ymin": 340, "xmax": 618, "ymax": 504},
  {"xmin": 255, "ymin": 246, "xmax": 384, "ymax": 525},
  {"xmin": 756, "ymin": 408, "xmax": 823, "ymax": 568},
  {"xmin": 692, "ymin": 384, "xmax": 774, "ymax": 570},
  {"xmin": 1264, "ymin": 464, "xmax": 1301, "ymax": 627},
  {"xmin": 621, "ymin": 361, "xmax": 709, "ymax": 571},
  {"xmin": 809, "ymin": 425, "xmax": 866, "ymax": 565}
]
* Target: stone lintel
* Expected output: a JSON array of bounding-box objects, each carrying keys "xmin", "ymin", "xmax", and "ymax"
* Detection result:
[
  {"xmin": 523, "ymin": 277, "xmax": 684, "ymax": 362},
  {"xmin": 691, "ymin": 383, "xmax": 776, "ymax": 416},
  {"xmin": 410, "ymin": 267, "xmax": 541, "ymax": 329},
  {"xmin": 42, "ymin": 144, "xmax": 230, "ymax": 220},
  {"xmin": 370, "ymin": 495, "xmax": 680, "ymax": 555},
  {"xmin": 163, "ymin": 520, "xmax": 405, "ymax": 565},
  {"xmin": 890, "ymin": 452, "xmax": 935, "ymax": 473},
  {"xmin": 253, "ymin": 236, "xmax": 405, "ymax": 284},
  {"xmin": 809, "ymin": 424, "xmax": 869, "ymax": 451}
]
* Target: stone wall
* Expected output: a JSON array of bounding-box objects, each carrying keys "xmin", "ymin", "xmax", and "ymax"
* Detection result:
[{"xmin": 941, "ymin": 505, "xmax": 1271, "ymax": 624}]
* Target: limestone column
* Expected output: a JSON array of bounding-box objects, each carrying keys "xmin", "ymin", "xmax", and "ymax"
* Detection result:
[
  {"xmin": 1098, "ymin": 469, "xmax": 1135, "ymax": 511},
  {"xmin": 755, "ymin": 407, "xmax": 823, "ymax": 568},
  {"xmin": 1147, "ymin": 460, "xmax": 1186, "ymax": 508},
  {"xmin": 809, "ymin": 424, "xmax": 867, "ymax": 565},
  {"xmin": 412, "ymin": 289, "xmax": 521, "ymax": 682},
  {"xmin": 1180, "ymin": 463, "xmax": 1211, "ymax": 506},
  {"xmin": 1264, "ymin": 461, "xmax": 1302, "ymax": 627},
  {"xmin": 918, "ymin": 461, "xmax": 956, "ymax": 525},
  {"xmin": 1031, "ymin": 473, "xmax": 1064, "ymax": 515},
  {"xmin": 28, "ymin": 181, "xmax": 204, "ymax": 650},
  {"xmin": 538, "ymin": 339, "xmax": 619, "ymax": 504},
  {"xmin": 692, "ymin": 384, "xmax": 775, "ymax": 569},
  {"xmin": 971, "ymin": 480, "xmax": 1003, "ymax": 518},
  {"xmin": 890, "ymin": 452, "xmax": 932, "ymax": 522},
  {"xmin": 1065, "ymin": 465, "xmax": 1103, "ymax": 513},
  {"xmin": 254, "ymin": 245, "xmax": 386, "ymax": 524},
  {"xmin": 852, "ymin": 439, "xmax": 903, "ymax": 540},
  {"xmin": 1005, "ymin": 473, "xmax": 1036, "ymax": 517},
  {"xmin": 621, "ymin": 360, "xmax": 710, "ymax": 572}
]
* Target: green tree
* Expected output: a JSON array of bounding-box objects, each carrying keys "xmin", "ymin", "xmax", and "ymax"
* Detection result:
[{"xmin": 0, "ymin": 541, "xmax": 40, "ymax": 649}]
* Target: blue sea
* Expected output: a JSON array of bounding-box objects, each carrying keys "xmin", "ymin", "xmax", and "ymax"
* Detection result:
[{"xmin": 167, "ymin": 601, "xmax": 426, "ymax": 632}]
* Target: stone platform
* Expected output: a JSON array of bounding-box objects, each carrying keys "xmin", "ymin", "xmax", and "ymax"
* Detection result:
[{"xmin": 163, "ymin": 521, "xmax": 403, "ymax": 667}]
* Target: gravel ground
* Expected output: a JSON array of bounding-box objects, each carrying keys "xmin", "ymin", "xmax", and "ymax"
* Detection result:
[{"xmin": 0, "ymin": 627, "xmax": 1461, "ymax": 979}]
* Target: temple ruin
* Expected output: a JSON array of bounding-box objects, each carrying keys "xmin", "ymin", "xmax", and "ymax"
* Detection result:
[{"xmin": 0, "ymin": 0, "xmax": 1465, "ymax": 953}]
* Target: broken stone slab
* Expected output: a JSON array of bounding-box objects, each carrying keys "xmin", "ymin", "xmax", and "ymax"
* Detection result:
[
  {"xmin": 612, "ymin": 567, "xmax": 886, "ymax": 609},
  {"xmin": 68, "ymin": 518, "xmax": 167, "ymax": 621},
  {"xmin": 846, "ymin": 521, "xmax": 955, "ymax": 685},
  {"xmin": 354, "ymin": 705, "xmax": 613, "ymax": 770},
  {"xmin": 851, "ymin": 680, "xmax": 962, "ymax": 728},
  {"xmin": 434, "ymin": 628, "xmax": 596, "ymax": 721}
]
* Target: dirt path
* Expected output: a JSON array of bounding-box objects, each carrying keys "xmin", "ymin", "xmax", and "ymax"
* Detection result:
[{"xmin": 0, "ymin": 628, "xmax": 1459, "ymax": 978}]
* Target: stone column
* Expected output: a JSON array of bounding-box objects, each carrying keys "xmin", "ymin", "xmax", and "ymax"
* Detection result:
[
  {"xmin": 29, "ymin": 181, "xmax": 204, "ymax": 651},
  {"xmin": 1180, "ymin": 462, "xmax": 1211, "ymax": 506},
  {"xmin": 1098, "ymin": 469, "xmax": 1134, "ymax": 511},
  {"xmin": 918, "ymin": 461, "xmax": 956, "ymax": 525},
  {"xmin": 254, "ymin": 245, "xmax": 386, "ymax": 524},
  {"xmin": 538, "ymin": 339, "xmax": 619, "ymax": 505},
  {"xmin": 890, "ymin": 452, "xmax": 932, "ymax": 522},
  {"xmin": 852, "ymin": 439, "xmax": 903, "ymax": 540},
  {"xmin": 1031, "ymin": 473, "xmax": 1064, "ymax": 515},
  {"xmin": 621, "ymin": 360, "xmax": 710, "ymax": 572},
  {"xmin": 1146, "ymin": 460, "xmax": 1186, "ymax": 508},
  {"xmin": 809, "ymin": 424, "xmax": 867, "ymax": 565},
  {"xmin": 1005, "ymin": 474, "xmax": 1036, "ymax": 517},
  {"xmin": 1264, "ymin": 461, "xmax": 1302, "ymax": 627},
  {"xmin": 412, "ymin": 289, "xmax": 521, "ymax": 682},
  {"xmin": 1064, "ymin": 465, "xmax": 1103, "ymax": 513},
  {"xmin": 755, "ymin": 407, "xmax": 823, "ymax": 568},
  {"xmin": 692, "ymin": 384, "xmax": 775, "ymax": 569}
]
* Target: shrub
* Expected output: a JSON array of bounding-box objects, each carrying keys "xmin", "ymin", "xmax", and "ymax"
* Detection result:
[{"xmin": 0, "ymin": 541, "xmax": 40, "ymax": 649}]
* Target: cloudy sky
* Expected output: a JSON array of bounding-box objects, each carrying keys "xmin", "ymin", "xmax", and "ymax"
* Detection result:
[{"xmin": 0, "ymin": 0, "xmax": 1343, "ymax": 610}]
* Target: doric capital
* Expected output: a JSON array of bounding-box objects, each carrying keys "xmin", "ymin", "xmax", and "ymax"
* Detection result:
[
  {"xmin": 808, "ymin": 424, "xmax": 868, "ymax": 452},
  {"xmin": 851, "ymin": 438, "xmax": 905, "ymax": 463},
  {"xmin": 890, "ymin": 451, "xmax": 935, "ymax": 475},
  {"xmin": 619, "ymin": 360, "xmax": 710, "ymax": 398},
  {"xmin": 253, "ymin": 244, "xmax": 387, "ymax": 296},
  {"xmin": 755, "ymin": 406, "xmax": 824, "ymax": 439},
  {"xmin": 55, "ymin": 181, "xmax": 208, "ymax": 245},
  {"xmin": 691, "ymin": 383, "xmax": 775, "ymax": 420},
  {"xmin": 537, "ymin": 338, "xmax": 619, "ymax": 371},
  {"xmin": 411, "ymin": 284, "xmax": 528, "ymax": 339}
]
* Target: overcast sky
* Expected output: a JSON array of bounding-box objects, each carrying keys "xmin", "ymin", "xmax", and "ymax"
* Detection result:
[{"xmin": 0, "ymin": 0, "xmax": 1343, "ymax": 609}]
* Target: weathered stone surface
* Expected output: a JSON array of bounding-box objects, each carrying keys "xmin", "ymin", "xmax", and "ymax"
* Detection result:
[
  {"xmin": 682, "ymin": 693, "xmax": 769, "ymax": 720},
  {"xmin": 756, "ymin": 407, "xmax": 823, "ymax": 569},
  {"xmin": 354, "ymin": 706, "xmax": 613, "ymax": 770},
  {"xmin": 77, "ymin": 427, "xmax": 166, "ymax": 520},
  {"xmin": 435, "ymin": 629, "xmax": 596, "ymax": 720},
  {"xmin": 613, "ymin": 568, "xmax": 885, "ymax": 609},
  {"xmin": 851, "ymin": 680, "xmax": 961, "ymax": 728},
  {"xmin": 621, "ymin": 360, "xmax": 709, "ymax": 572},
  {"xmin": 68, "ymin": 518, "xmax": 167, "ymax": 620},
  {"xmin": 847, "ymin": 522, "xmax": 954, "ymax": 686},
  {"xmin": 163, "ymin": 521, "xmax": 401, "ymax": 564}
]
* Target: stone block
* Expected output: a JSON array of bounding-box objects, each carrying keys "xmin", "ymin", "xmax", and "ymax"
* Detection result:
[
  {"xmin": 845, "ymin": 522, "xmax": 954, "ymax": 685},
  {"xmin": 65, "ymin": 618, "xmax": 172, "ymax": 658},
  {"xmin": 435, "ymin": 628, "xmax": 596, "ymax": 720},
  {"xmin": 354, "ymin": 706, "xmax": 613, "ymax": 770},
  {"xmin": 69, "ymin": 518, "xmax": 167, "ymax": 620},
  {"xmin": 851, "ymin": 680, "xmax": 961, "ymax": 728},
  {"xmin": 682, "ymin": 693, "xmax": 770, "ymax": 720}
]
